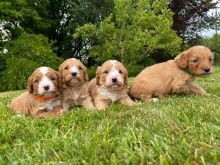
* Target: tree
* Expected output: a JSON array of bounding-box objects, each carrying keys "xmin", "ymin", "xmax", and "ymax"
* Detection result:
[
  {"xmin": 0, "ymin": 33, "xmax": 62, "ymax": 91},
  {"xmin": 0, "ymin": 0, "xmax": 114, "ymax": 59},
  {"xmin": 203, "ymin": 34, "xmax": 220, "ymax": 64},
  {"xmin": 168, "ymin": 0, "xmax": 219, "ymax": 43},
  {"xmin": 45, "ymin": 0, "xmax": 114, "ymax": 59},
  {"xmin": 74, "ymin": 0, "xmax": 181, "ymax": 65},
  {"xmin": 0, "ymin": 0, "xmax": 42, "ymax": 39}
]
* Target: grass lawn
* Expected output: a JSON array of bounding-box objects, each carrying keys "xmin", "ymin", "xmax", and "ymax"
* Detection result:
[{"xmin": 0, "ymin": 68, "xmax": 220, "ymax": 164}]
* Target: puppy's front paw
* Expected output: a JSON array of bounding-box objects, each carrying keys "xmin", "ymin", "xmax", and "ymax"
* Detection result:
[
  {"xmin": 84, "ymin": 104, "xmax": 96, "ymax": 110},
  {"xmin": 94, "ymin": 100, "xmax": 107, "ymax": 110},
  {"xmin": 125, "ymin": 100, "xmax": 136, "ymax": 106},
  {"xmin": 55, "ymin": 109, "xmax": 65, "ymax": 115},
  {"xmin": 152, "ymin": 98, "xmax": 159, "ymax": 102},
  {"xmin": 120, "ymin": 97, "xmax": 136, "ymax": 107},
  {"xmin": 96, "ymin": 106, "xmax": 106, "ymax": 111},
  {"xmin": 198, "ymin": 88, "xmax": 207, "ymax": 96}
]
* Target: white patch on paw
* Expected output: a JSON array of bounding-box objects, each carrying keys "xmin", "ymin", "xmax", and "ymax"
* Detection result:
[
  {"xmin": 152, "ymin": 98, "xmax": 159, "ymax": 102},
  {"xmin": 15, "ymin": 114, "xmax": 22, "ymax": 117}
]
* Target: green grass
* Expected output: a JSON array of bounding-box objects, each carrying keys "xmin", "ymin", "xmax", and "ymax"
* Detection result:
[{"xmin": 1, "ymin": 68, "xmax": 220, "ymax": 164}]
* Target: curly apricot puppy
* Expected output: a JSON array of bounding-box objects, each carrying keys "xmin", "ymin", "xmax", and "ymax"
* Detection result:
[
  {"xmin": 59, "ymin": 58, "xmax": 94, "ymax": 111},
  {"xmin": 129, "ymin": 46, "xmax": 214, "ymax": 101},
  {"xmin": 10, "ymin": 67, "xmax": 63, "ymax": 118},
  {"xmin": 89, "ymin": 60, "xmax": 134, "ymax": 110}
]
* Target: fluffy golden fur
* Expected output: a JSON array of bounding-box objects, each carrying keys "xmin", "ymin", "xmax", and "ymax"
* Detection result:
[
  {"xmin": 89, "ymin": 60, "xmax": 134, "ymax": 110},
  {"xmin": 10, "ymin": 67, "xmax": 63, "ymax": 117},
  {"xmin": 129, "ymin": 46, "xmax": 214, "ymax": 101},
  {"xmin": 59, "ymin": 58, "xmax": 94, "ymax": 110}
]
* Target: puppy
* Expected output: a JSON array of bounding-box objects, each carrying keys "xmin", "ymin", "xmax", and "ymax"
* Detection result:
[
  {"xmin": 59, "ymin": 58, "xmax": 94, "ymax": 110},
  {"xmin": 129, "ymin": 46, "xmax": 214, "ymax": 101},
  {"xmin": 89, "ymin": 60, "xmax": 134, "ymax": 110},
  {"xmin": 10, "ymin": 67, "xmax": 63, "ymax": 117}
]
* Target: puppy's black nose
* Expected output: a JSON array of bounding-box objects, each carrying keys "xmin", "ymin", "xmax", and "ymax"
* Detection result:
[
  {"xmin": 203, "ymin": 68, "xmax": 210, "ymax": 73},
  {"xmin": 72, "ymin": 72, "xmax": 77, "ymax": 77},
  {"xmin": 112, "ymin": 78, "xmax": 117, "ymax": 83},
  {"xmin": 44, "ymin": 86, "xmax": 50, "ymax": 91}
]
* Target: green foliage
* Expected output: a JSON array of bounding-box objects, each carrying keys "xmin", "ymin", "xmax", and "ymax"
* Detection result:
[
  {"xmin": 0, "ymin": 0, "xmax": 114, "ymax": 59},
  {"xmin": 74, "ymin": 0, "xmax": 181, "ymax": 64},
  {"xmin": 0, "ymin": 33, "xmax": 62, "ymax": 91},
  {"xmin": 3, "ymin": 58, "xmax": 38, "ymax": 90},
  {"xmin": 203, "ymin": 34, "xmax": 220, "ymax": 65},
  {"xmin": 0, "ymin": 0, "xmax": 42, "ymax": 39},
  {"xmin": 0, "ymin": 68, "xmax": 220, "ymax": 164},
  {"xmin": 126, "ymin": 58, "xmax": 156, "ymax": 77},
  {"xmin": 87, "ymin": 65, "xmax": 97, "ymax": 80}
]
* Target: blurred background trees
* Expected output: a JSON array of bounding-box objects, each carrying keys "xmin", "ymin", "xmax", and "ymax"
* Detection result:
[
  {"xmin": 169, "ymin": 0, "xmax": 219, "ymax": 44},
  {"xmin": 74, "ymin": 0, "xmax": 181, "ymax": 66},
  {"xmin": 0, "ymin": 0, "xmax": 219, "ymax": 91},
  {"xmin": 0, "ymin": 33, "xmax": 62, "ymax": 91},
  {"xmin": 203, "ymin": 34, "xmax": 220, "ymax": 64}
]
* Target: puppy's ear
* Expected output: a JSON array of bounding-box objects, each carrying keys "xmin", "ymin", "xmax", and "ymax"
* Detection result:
[
  {"xmin": 55, "ymin": 71, "xmax": 62, "ymax": 88},
  {"xmin": 27, "ymin": 75, "xmax": 33, "ymax": 94},
  {"xmin": 84, "ymin": 72, "xmax": 89, "ymax": 82},
  {"xmin": 124, "ymin": 68, "xmax": 128, "ymax": 88},
  {"xmin": 96, "ymin": 66, "xmax": 101, "ymax": 85},
  {"xmin": 175, "ymin": 50, "xmax": 189, "ymax": 69},
  {"xmin": 80, "ymin": 64, "xmax": 89, "ymax": 82}
]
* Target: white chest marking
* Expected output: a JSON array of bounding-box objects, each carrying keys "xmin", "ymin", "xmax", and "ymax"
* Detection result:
[
  {"xmin": 38, "ymin": 99, "xmax": 61, "ymax": 111},
  {"xmin": 99, "ymin": 88, "xmax": 118, "ymax": 102},
  {"xmin": 71, "ymin": 88, "xmax": 80, "ymax": 100}
]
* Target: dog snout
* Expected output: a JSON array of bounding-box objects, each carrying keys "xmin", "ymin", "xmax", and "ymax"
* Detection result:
[
  {"xmin": 71, "ymin": 72, "xmax": 77, "ymax": 77},
  {"xmin": 112, "ymin": 78, "xmax": 117, "ymax": 83},
  {"xmin": 44, "ymin": 85, "xmax": 50, "ymax": 91},
  {"xmin": 203, "ymin": 67, "xmax": 210, "ymax": 73}
]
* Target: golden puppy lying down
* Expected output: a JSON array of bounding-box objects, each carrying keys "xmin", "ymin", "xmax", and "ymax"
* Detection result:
[
  {"xmin": 129, "ymin": 46, "xmax": 214, "ymax": 101},
  {"xmin": 10, "ymin": 67, "xmax": 63, "ymax": 117},
  {"xmin": 89, "ymin": 60, "xmax": 134, "ymax": 110}
]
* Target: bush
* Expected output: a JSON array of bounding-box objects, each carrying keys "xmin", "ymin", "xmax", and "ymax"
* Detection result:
[
  {"xmin": 126, "ymin": 58, "xmax": 156, "ymax": 77},
  {"xmin": 87, "ymin": 65, "xmax": 97, "ymax": 80},
  {"xmin": 74, "ymin": 0, "xmax": 181, "ymax": 65},
  {"xmin": 203, "ymin": 35, "xmax": 220, "ymax": 66},
  {"xmin": 2, "ymin": 58, "xmax": 39, "ymax": 91},
  {"xmin": 0, "ymin": 33, "xmax": 62, "ymax": 92}
]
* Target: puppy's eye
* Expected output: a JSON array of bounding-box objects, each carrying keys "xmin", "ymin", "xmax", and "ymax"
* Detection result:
[
  {"xmin": 119, "ymin": 70, "xmax": 123, "ymax": 74},
  {"xmin": 34, "ymin": 80, "xmax": 39, "ymax": 83},
  {"xmin": 51, "ymin": 77, "xmax": 56, "ymax": 81},
  {"xmin": 209, "ymin": 58, "xmax": 213, "ymax": 62},
  {"xmin": 193, "ymin": 59, "xmax": 198, "ymax": 63},
  {"xmin": 79, "ymin": 66, "xmax": 83, "ymax": 70},
  {"xmin": 64, "ymin": 66, "xmax": 69, "ymax": 70},
  {"xmin": 103, "ymin": 70, "xmax": 108, "ymax": 74}
]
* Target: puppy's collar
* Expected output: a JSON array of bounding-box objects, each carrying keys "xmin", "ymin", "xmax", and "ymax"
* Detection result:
[{"xmin": 35, "ymin": 95, "xmax": 56, "ymax": 101}]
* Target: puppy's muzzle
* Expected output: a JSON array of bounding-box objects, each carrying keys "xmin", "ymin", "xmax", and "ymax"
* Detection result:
[
  {"xmin": 44, "ymin": 85, "xmax": 50, "ymax": 91},
  {"xmin": 71, "ymin": 72, "xmax": 77, "ymax": 77},
  {"xmin": 112, "ymin": 78, "xmax": 117, "ymax": 83},
  {"xmin": 203, "ymin": 68, "xmax": 210, "ymax": 73}
]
